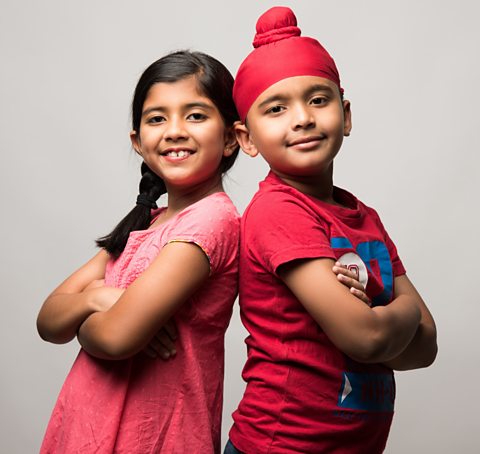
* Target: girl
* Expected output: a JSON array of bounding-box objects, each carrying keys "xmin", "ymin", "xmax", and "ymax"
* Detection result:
[{"xmin": 37, "ymin": 50, "xmax": 240, "ymax": 453}]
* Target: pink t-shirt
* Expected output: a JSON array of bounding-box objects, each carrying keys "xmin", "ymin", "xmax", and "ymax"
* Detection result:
[
  {"xmin": 230, "ymin": 172, "xmax": 405, "ymax": 454},
  {"xmin": 40, "ymin": 192, "xmax": 240, "ymax": 454}
]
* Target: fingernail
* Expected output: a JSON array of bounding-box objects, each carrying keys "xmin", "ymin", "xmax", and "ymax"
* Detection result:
[{"xmin": 162, "ymin": 352, "xmax": 170, "ymax": 359}]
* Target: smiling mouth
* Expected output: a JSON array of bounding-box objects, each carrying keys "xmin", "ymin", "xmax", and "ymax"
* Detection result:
[
  {"xmin": 287, "ymin": 135, "xmax": 326, "ymax": 147},
  {"xmin": 160, "ymin": 149, "xmax": 195, "ymax": 158}
]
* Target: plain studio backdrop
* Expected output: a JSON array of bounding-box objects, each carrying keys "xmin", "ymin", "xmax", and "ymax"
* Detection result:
[{"xmin": 1, "ymin": 1, "xmax": 478, "ymax": 452}]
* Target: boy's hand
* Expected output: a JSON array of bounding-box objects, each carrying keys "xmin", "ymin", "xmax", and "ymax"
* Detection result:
[
  {"xmin": 332, "ymin": 262, "xmax": 371, "ymax": 306},
  {"xmin": 143, "ymin": 319, "xmax": 178, "ymax": 360}
]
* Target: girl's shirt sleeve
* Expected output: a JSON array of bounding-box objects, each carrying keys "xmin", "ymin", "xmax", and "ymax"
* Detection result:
[
  {"xmin": 243, "ymin": 190, "xmax": 335, "ymax": 276},
  {"xmin": 163, "ymin": 194, "xmax": 240, "ymax": 275}
]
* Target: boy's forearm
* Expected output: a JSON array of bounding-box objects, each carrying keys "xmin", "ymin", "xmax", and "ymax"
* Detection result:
[
  {"xmin": 383, "ymin": 318, "xmax": 437, "ymax": 370},
  {"xmin": 382, "ymin": 274, "xmax": 438, "ymax": 370},
  {"xmin": 362, "ymin": 294, "xmax": 421, "ymax": 363},
  {"xmin": 279, "ymin": 258, "xmax": 422, "ymax": 364}
]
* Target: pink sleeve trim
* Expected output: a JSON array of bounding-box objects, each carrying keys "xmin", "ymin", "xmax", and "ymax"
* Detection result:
[{"xmin": 166, "ymin": 239, "xmax": 213, "ymax": 276}]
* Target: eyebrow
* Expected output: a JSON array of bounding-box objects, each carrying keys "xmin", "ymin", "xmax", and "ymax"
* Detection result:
[
  {"xmin": 305, "ymin": 84, "xmax": 335, "ymax": 97},
  {"xmin": 257, "ymin": 83, "xmax": 336, "ymax": 110},
  {"xmin": 142, "ymin": 102, "xmax": 214, "ymax": 117},
  {"xmin": 257, "ymin": 95, "xmax": 288, "ymax": 110}
]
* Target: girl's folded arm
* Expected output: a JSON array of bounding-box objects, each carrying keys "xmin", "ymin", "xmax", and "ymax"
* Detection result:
[
  {"xmin": 382, "ymin": 275, "xmax": 437, "ymax": 370},
  {"xmin": 78, "ymin": 241, "xmax": 210, "ymax": 360},
  {"xmin": 278, "ymin": 257, "xmax": 421, "ymax": 363},
  {"xmin": 36, "ymin": 250, "xmax": 110, "ymax": 344}
]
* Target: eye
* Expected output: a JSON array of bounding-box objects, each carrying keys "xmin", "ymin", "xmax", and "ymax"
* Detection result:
[
  {"xmin": 311, "ymin": 96, "xmax": 328, "ymax": 106},
  {"xmin": 187, "ymin": 112, "xmax": 207, "ymax": 121},
  {"xmin": 147, "ymin": 115, "xmax": 165, "ymax": 124},
  {"xmin": 265, "ymin": 105, "xmax": 285, "ymax": 115}
]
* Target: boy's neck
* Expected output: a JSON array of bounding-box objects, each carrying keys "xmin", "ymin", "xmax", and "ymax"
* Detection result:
[{"xmin": 273, "ymin": 166, "xmax": 341, "ymax": 206}]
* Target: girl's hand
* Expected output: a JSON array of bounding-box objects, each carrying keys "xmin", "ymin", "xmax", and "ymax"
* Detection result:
[
  {"xmin": 143, "ymin": 319, "xmax": 178, "ymax": 360},
  {"xmin": 332, "ymin": 262, "xmax": 371, "ymax": 306}
]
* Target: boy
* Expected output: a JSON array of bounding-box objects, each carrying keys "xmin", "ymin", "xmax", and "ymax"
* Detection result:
[{"xmin": 226, "ymin": 7, "xmax": 437, "ymax": 454}]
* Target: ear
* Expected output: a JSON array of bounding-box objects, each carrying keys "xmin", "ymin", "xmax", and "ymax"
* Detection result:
[
  {"xmin": 130, "ymin": 130, "xmax": 142, "ymax": 156},
  {"xmin": 342, "ymin": 100, "xmax": 352, "ymax": 137},
  {"xmin": 234, "ymin": 121, "xmax": 259, "ymax": 157},
  {"xmin": 223, "ymin": 127, "xmax": 238, "ymax": 157}
]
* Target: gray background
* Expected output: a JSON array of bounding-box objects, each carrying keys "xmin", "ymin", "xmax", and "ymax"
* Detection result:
[{"xmin": 1, "ymin": 0, "xmax": 478, "ymax": 452}]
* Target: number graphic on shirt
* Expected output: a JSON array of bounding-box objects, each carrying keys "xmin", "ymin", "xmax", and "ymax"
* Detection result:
[
  {"xmin": 331, "ymin": 238, "xmax": 393, "ymax": 306},
  {"xmin": 337, "ymin": 252, "xmax": 369, "ymax": 289}
]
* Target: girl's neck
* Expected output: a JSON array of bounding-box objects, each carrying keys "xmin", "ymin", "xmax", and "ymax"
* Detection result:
[{"xmin": 163, "ymin": 175, "xmax": 224, "ymax": 219}]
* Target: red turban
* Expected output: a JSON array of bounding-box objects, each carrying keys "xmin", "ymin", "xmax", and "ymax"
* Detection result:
[{"xmin": 233, "ymin": 6, "xmax": 343, "ymax": 121}]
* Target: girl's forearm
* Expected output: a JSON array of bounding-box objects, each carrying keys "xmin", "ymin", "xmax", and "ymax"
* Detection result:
[
  {"xmin": 36, "ymin": 250, "xmax": 110, "ymax": 344},
  {"xmin": 79, "ymin": 242, "xmax": 210, "ymax": 360},
  {"xmin": 78, "ymin": 312, "xmax": 147, "ymax": 360},
  {"xmin": 77, "ymin": 312, "xmax": 114, "ymax": 359},
  {"xmin": 37, "ymin": 292, "xmax": 97, "ymax": 344}
]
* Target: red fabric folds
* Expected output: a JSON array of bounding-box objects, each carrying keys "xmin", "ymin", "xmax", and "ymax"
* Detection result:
[{"xmin": 234, "ymin": 6, "xmax": 343, "ymax": 121}]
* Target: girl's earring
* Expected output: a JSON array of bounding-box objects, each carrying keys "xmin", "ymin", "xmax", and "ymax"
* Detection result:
[{"xmin": 224, "ymin": 145, "xmax": 233, "ymax": 157}]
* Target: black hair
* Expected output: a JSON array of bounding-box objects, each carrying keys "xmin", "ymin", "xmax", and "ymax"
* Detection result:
[{"xmin": 96, "ymin": 50, "xmax": 240, "ymax": 258}]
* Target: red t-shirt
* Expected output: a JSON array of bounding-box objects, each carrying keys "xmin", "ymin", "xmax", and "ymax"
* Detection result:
[{"xmin": 230, "ymin": 172, "xmax": 406, "ymax": 454}]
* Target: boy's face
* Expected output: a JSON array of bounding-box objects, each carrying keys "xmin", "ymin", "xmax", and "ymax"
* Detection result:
[{"xmin": 235, "ymin": 76, "xmax": 351, "ymax": 181}]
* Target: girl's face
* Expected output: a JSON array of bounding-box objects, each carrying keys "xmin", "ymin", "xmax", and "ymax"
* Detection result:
[{"xmin": 131, "ymin": 76, "xmax": 235, "ymax": 192}]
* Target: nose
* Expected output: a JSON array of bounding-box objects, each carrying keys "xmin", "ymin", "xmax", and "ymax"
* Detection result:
[
  {"xmin": 164, "ymin": 116, "xmax": 188, "ymax": 141},
  {"xmin": 291, "ymin": 103, "xmax": 315, "ymax": 131}
]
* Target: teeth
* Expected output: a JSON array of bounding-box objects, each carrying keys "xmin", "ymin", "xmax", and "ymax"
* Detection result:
[{"xmin": 166, "ymin": 150, "xmax": 190, "ymax": 157}]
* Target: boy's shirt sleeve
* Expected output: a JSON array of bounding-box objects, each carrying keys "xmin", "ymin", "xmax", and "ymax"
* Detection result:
[
  {"xmin": 165, "ymin": 196, "xmax": 240, "ymax": 275},
  {"xmin": 244, "ymin": 190, "xmax": 335, "ymax": 276},
  {"xmin": 368, "ymin": 207, "xmax": 406, "ymax": 277}
]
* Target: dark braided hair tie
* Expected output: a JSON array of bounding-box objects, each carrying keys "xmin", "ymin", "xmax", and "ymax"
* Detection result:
[{"xmin": 136, "ymin": 193, "xmax": 158, "ymax": 209}]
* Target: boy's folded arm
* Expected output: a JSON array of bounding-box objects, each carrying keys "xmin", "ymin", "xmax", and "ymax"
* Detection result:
[
  {"xmin": 382, "ymin": 275, "xmax": 437, "ymax": 370},
  {"xmin": 36, "ymin": 250, "xmax": 110, "ymax": 344},
  {"xmin": 78, "ymin": 241, "xmax": 210, "ymax": 360},
  {"xmin": 278, "ymin": 258, "xmax": 421, "ymax": 363}
]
